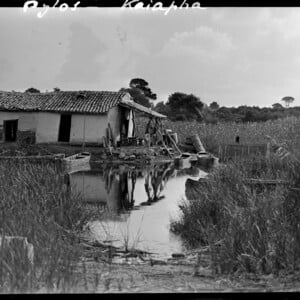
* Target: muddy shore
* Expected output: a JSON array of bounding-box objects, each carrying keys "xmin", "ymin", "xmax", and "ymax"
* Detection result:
[{"xmin": 73, "ymin": 234, "xmax": 300, "ymax": 293}]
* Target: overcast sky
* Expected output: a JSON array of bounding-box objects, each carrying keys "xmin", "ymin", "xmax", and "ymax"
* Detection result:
[{"xmin": 0, "ymin": 7, "xmax": 300, "ymax": 107}]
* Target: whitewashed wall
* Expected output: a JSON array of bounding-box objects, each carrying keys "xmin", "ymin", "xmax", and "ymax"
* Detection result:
[
  {"xmin": 0, "ymin": 112, "xmax": 37, "ymax": 130},
  {"xmin": 70, "ymin": 172, "xmax": 121, "ymax": 212},
  {"xmin": 107, "ymin": 106, "xmax": 121, "ymax": 144},
  {"xmin": 107, "ymin": 105, "xmax": 135, "ymax": 144},
  {"xmin": 70, "ymin": 114, "xmax": 107, "ymax": 144},
  {"xmin": 0, "ymin": 97, "xmax": 134, "ymax": 144},
  {"xmin": 70, "ymin": 172, "xmax": 108, "ymax": 203},
  {"xmin": 0, "ymin": 112, "xmax": 38, "ymax": 142},
  {"xmin": 36, "ymin": 112, "xmax": 60, "ymax": 143}
]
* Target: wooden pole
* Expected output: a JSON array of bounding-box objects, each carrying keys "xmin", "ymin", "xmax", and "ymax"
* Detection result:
[
  {"xmin": 157, "ymin": 128, "xmax": 173, "ymax": 158},
  {"xmin": 165, "ymin": 129, "xmax": 181, "ymax": 155}
]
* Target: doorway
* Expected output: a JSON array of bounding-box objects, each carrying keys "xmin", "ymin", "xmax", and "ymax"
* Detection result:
[
  {"xmin": 58, "ymin": 114, "xmax": 72, "ymax": 142},
  {"xmin": 4, "ymin": 120, "xmax": 18, "ymax": 142}
]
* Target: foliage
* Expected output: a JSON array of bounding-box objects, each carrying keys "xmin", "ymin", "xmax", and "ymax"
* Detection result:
[
  {"xmin": 209, "ymin": 101, "xmax": 220, "ymax": 110},
  {"xmin": 281, "ymin": 96, "xmax": 295, "ymax": 108},
  {"xmin": 129, "ymin": 78, "xmax": 157, "ymax": 100},
  {"xmin": 155, "ymin": 92, "xmax": 204, "ymax": 121},
  {"xmin": 120, "ymin": 78, "xmax": 157, "ymax": 108},
  {"xmin": 272, "ymin": 103, "xmax": 284, "ymax": 110},
  {"xmin": 154, "ymin": 99, "xmax": 300, "ymax": 123}
]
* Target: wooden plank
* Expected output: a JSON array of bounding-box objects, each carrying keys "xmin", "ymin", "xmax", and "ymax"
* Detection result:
[{"xmin": 165, "ymin": 130, "xmax": 181, "ymax": 155}]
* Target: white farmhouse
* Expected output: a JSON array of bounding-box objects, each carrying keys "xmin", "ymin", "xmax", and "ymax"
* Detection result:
[{"xmin": 0, "ymin": 90, "xmax": 166, "ymax": 145}]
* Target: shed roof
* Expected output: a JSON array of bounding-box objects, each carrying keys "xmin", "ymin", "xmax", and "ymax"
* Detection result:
[
  {"xmin": 0, "ymin": 91, "xmax": 127, "ymax": 114},
  {"xmin": 119, "ymin": 99, "xmax": 167, "ymax": 119}
]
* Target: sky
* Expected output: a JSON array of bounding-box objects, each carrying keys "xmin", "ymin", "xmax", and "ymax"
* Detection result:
[{"xmin": 0, "ymin": 7, "xmax": 300, "ymax": 107}]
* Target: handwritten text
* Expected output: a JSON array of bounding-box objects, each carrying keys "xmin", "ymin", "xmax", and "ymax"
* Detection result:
[
  {"xmin": 23, "ymin": 0, "xmax": 80, "ymax": 18},
  {"xmin": 122, "ymin": 0, "xmax": 206, "ymax": 15}
]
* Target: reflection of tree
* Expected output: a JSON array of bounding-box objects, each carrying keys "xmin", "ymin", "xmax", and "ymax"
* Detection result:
[
  {"xmin": 97, "ymin": 163, "xmax": 177, "ymax": 211},
  {"xmin": 143, "ymin": 163, "xmax": 175, "ymax": 204}
]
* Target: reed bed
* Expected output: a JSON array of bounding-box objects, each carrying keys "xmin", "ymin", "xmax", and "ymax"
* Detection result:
[
  {"xmin": 171, "ymin": 154, "xmax": 300, "ymax": 275},
  {"xmin": 0, "ymin": 160, "xmax": 93, "ymax": 293},
  {"xmin": 135, "ymin": 116, "xmax": 300, "ymax": 155},
  {"xmin": 162, "ymin": 115, "xmax": 300, "ymax": 275}
]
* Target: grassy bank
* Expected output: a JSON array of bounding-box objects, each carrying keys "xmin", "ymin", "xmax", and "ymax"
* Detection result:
[
  {"xmin": 0, "ymin": 160, "xmax": 94, "ymax": 293},
  {"xmin": 171, "ymin": 153, "xmax": 300, "ymax": 275}
]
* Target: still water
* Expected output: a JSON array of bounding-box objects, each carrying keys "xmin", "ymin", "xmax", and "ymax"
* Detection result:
[{"xmin": 70, "ymin": 160, "xmax": 209, "ymax": 259}]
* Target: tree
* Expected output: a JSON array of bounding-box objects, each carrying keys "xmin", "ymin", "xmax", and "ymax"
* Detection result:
[
  {"xmin": 129, "ymin": 78, "xmax": 157, "ymax": 100},
  {"xmin": 281, "ymin": 96, "xmax": 295, "ymax": 108},
  {"xmin": 53, "ymin": 87, "xmax": 61, "ymax": 92},
  {"xmin": 166, "ymin": 92, "xmax": 204, "ymax": 121},
  {"xmin": 209, "ymin": 101, "xmax": 220, "ymax": 110},
  {"xmin": 120, "ymin": 78, "xmax": 157, "ymax": 108},
  {"xmin": 154, "ymin": 101, "xmax": 170, "ymax": 116},
  {"xmin": 272, "ymin": 103, "xmax": 284, "ymax": 110},
  {"xmin": 25, "ymin": 87, "xmax": 40, "ymax": 93}
]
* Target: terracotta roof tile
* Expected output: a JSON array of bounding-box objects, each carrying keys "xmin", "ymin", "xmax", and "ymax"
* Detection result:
[{"xmin": 0, "ymin": 91, "xmax": 127, "ymax": 114}]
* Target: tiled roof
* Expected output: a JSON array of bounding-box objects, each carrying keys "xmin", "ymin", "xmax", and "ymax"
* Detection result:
[{"xmin": 0, "ymin": 91, "xmax": 128, "ymax": 114}]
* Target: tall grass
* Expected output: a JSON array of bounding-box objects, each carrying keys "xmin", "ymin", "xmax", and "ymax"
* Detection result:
[
  {"xmin": 135, "ymin": 116, "xmax": 300, "ymax": 155},
  {"xmin": 0, "ymin": 160, "xmax": 93, "ymax": 293},
  {"xmin": 171, "ymin": 154, "xmax": 300, "ymax": 275}
]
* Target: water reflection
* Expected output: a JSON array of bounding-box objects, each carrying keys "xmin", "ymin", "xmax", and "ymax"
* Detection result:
[
  {"xmin": 70, "ymin": 163, "xmax": 178, "ymax": 213},
  {"xmin": 69, "ymin": 161, "xmax": 211, "ymax": 258}
]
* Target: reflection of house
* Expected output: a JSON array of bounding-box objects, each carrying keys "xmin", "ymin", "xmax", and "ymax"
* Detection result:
[
  {"xmin": 70, "ymin": 163, "xmax": 174, "ymax": 211},
  {"xmin": 0, "ymin": 91, "xmax": 165, "ymax": 145},
  {"xmin": 70, "ymin": 170, "xmax": 135, "ymax": 212}
]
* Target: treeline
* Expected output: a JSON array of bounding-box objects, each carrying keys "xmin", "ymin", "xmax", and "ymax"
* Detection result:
[
  {"xmin": 153, "ymin": 92, "xmax": 300, "ymax": 123},
  {"xmin": 23, "ymin": 80, "xmax": 299, "ymax": 124},
  {"xmin": 201, "ymin": 105, "xmax": 300, "ymax": 124}
]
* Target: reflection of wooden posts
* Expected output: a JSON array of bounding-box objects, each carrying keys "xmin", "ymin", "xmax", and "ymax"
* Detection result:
[
  {"xmin": 144, "ymin": 171, "xmax": 152, "ymax": 201},
  {"xmin": 145, "ymin": 118, "xmax": 152, "ymax": 147},
  {"xmin": 130, "ymin": 171, "xmax": 136, "ymax": 207}
]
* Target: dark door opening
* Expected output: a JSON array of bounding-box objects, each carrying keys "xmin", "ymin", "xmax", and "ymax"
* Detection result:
[
  {"xmin": 58, "ymin": 114, "xmax": 72, "ymax": 142},
  {"xmin": 4, "ymin": 120, "xmax": 18, "ymax": 142},
  {"xmin": 120, "ymin": 107, "xmax": 129, "ymax": 139}
]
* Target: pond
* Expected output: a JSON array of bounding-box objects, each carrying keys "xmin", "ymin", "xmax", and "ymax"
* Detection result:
[{"xmin": 69, "ymin": 159, "xmax": 215, "ymax": 259}]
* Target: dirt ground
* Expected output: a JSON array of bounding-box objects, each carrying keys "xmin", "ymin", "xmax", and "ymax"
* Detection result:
[
  {"xmin": 68, "ymin": 220, "xmax": 300, "ymax": 293},
  {"xmin": 71, "ymin": 254, "xmax": 300, "ymax": 293}
]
